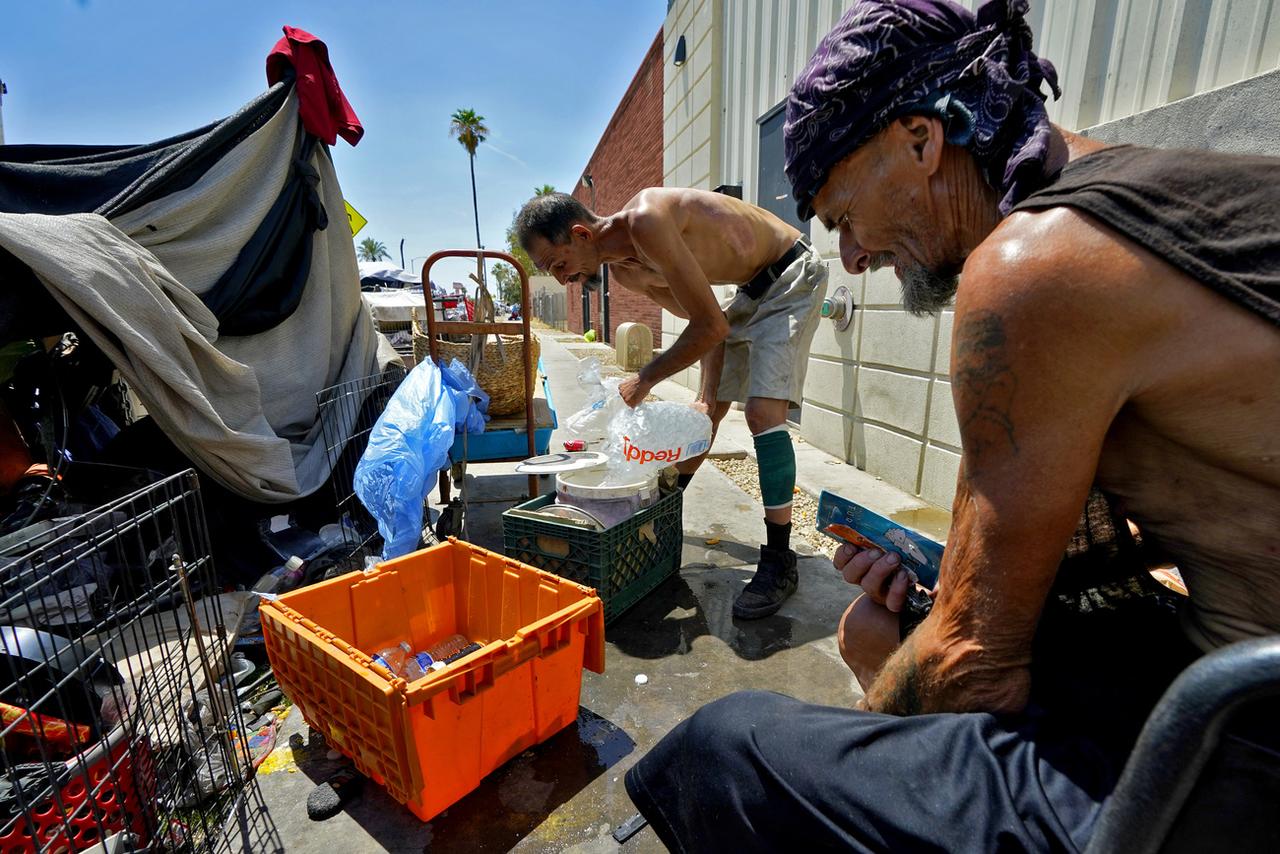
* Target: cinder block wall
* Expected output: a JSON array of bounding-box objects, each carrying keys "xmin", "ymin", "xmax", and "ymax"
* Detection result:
[{"xmin": 800, "ymin": 228, "xmax": 960, "ymax": 508}]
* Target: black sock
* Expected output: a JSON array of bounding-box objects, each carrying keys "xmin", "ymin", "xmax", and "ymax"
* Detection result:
[
  {"xmin": 677, "ymin": 473, "xmax": 694, "ymax": 491},
  {"xmin": 764, "ymin": 519, "xmax": 791, "ymax": 552}
]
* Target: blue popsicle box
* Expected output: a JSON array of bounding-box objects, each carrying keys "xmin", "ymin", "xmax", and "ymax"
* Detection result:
[{"xmin": 816, "ymin": 490, "xmax": 943, "ymax": 589}]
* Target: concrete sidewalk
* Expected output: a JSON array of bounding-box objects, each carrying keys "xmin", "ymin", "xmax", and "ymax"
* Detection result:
[{"xmin": 254, "ymin": 330, "xmax": 935, "ymax": 853}]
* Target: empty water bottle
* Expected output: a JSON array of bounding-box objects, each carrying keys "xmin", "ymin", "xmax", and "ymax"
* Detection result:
[
  {"xmin": 252, "ymin": 555, "xmax": 306, "ymax": 595},
  {"xmin": 252, "ymin": 555, "xmax": 307, "ymax": 594},
  {"xmin": 402, "ymin": 650, "xmax": 436, "ymax": 680},
  {"xmin": 279, "ymin": 556, "xmax": 306, "ymax": 589},
  {"xmin": 370, "ymin": 642, "xmax": 413, "ymax": 678},
  {"xmin": 425, "ymin": 634, "xmax": 482, "ymax": 665}
]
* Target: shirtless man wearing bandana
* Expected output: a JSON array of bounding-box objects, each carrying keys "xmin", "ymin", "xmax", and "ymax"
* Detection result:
[{"xmin": 624, "ymin": 1, "xmax": 1280, "ymax": 850}]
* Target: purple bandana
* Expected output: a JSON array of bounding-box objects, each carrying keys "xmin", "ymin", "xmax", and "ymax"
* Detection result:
[{"xmin": 784, "ymin": 0, "xmax": 1060, "ymax": 220}]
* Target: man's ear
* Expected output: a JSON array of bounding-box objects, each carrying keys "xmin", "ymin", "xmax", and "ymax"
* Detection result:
[
  {"xmin": 570, "ymin": 223, "xmax": 593, "ymax": 241},
  {"xmin": 895, "ymin": 115, "xmax": 945, "ymax": 176}
]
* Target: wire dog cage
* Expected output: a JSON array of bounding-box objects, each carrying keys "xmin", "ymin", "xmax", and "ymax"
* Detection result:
[
  {"xmin": 0, "ymin": 471, "xmax": 281, "ymax": 853},
  {"xmin": 315, "ymin": 364, "xmax": 421, "ymax": 570}
]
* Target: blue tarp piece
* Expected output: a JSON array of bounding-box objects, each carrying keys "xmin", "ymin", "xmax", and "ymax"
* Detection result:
[{"xmin": 353, "ymin": 357, "xmax": 486, "ymax": 560}]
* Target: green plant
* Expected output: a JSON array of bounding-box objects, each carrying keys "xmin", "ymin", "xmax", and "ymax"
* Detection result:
[
  {"xmin": 357, "ymin": 237, "xmax": 391, "ymax": 262},
  {"xmin": 448, "ymin": 108, "xmax": 490, "ymax": 251}
]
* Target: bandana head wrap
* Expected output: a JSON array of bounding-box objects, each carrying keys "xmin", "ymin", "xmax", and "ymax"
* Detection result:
[{"xmin": 784, "ymin": 0, "xmax": 1060, "ymax": 220}]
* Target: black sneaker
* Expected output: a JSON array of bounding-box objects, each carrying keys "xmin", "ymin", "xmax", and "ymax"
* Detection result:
[{"xmin": 733, "ymin": 545, "xmax": 798, "ymax": 619}]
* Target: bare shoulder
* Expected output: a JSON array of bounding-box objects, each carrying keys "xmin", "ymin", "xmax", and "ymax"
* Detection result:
[
  {"xmin": 963, "ymin": 207, "xmax": 1141, "ymax": 310},
  {"xmin": 622, "ymin": 189, "xmax": 680, "ymax": 229},
  {"xmin": 625, "ymin": 187, "xmax": 681, "ymax": 218},
  {"xmin": 957, "ymin": 206, "xmax": 1169, "ymax": 356},
  {"xmin": 625, "ymin": 191, "xmax": 687, "ymax": 247},
  {"xmin": 950, "ymin": 207, "xmax": 1160, "ymax": 442}
]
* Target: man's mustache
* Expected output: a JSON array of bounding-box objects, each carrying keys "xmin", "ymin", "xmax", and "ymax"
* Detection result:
[{"xmin": 867, "ymin": 252, "xmax": 895, "ymax": 272}]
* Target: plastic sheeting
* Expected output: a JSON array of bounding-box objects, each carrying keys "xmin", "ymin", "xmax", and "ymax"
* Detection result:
[{"xmin": 353, "ymin": 359, "xmax": 486, "ymax": 560}]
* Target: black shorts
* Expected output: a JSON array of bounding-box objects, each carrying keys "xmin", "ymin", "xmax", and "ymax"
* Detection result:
[{"xmin": 626, "ymin": 584, "xmax": 1201, "ymax": 853}]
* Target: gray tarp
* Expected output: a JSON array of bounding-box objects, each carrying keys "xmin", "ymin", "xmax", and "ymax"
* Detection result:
[{"xmin": 0, "ymin": 92, "xmax": 397, "ymax": 502}]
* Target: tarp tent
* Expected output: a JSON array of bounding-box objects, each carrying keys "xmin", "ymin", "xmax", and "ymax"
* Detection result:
[
  {"xmin": 358, "ymin": 262, "xmax": 421, "ymax": 288},
  {"xmin": 0, "ymin": 51, "xmax": 397, "ymax": 503}
]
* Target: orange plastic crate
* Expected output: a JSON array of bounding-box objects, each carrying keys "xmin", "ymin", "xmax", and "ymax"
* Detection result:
[{"xmin": 260, "ymin": 540, "xmax": 605, "ymax": 821}]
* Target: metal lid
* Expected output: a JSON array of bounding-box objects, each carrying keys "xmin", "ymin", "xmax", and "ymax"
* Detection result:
[{"xmin": 514, "ymin": 451, "xmax": 609, "ymax": 475}]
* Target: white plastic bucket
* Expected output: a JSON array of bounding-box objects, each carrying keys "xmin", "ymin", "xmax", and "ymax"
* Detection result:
[{"xmin": 555, "ymin": 468, "xmax": 659, "ymax": 528}]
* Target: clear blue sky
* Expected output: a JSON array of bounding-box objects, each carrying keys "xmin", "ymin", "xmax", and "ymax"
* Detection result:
[{"xmin": 0, "ymin": 0, "xmax": 666, "ymax": 288}]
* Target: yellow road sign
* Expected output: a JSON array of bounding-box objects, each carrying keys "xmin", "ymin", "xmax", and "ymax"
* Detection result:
[{"xmin": 344, "ymin": 200, "xmax": 367, "ymax": 237}]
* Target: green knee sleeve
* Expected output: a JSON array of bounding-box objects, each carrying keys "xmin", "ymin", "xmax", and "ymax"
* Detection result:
[{"xmin": 753, "ymin": 428, "xmax": 796, "ymax": 509}]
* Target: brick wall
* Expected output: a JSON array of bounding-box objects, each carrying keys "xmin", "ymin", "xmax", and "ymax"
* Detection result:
[{"xmin": 568, "ymin": 29, "xmax": 664, "ymax": 343}]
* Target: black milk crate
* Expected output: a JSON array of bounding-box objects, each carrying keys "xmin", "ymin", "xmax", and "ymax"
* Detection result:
[{"xmin": 502, "ymin": 488, "xmax": 682, "ymax": 624}]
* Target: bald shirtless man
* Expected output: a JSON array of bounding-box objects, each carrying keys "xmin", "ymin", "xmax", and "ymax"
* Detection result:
[
  {"xmin": 625, "ymin": 1, "xmax": 1280, "ymax": 850},
  {"xmin": 515, "ymin": 189, "xmax": 825, "ymax": 618}
]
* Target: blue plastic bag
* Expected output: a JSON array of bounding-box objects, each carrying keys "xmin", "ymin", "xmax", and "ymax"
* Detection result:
[
  {"xmin": 353, "ymin": 359, "xmax": 457, "ymax": 561},
  {"xmin": 438, "ymin": 357, "xmax": 489, "ymax": 434}
]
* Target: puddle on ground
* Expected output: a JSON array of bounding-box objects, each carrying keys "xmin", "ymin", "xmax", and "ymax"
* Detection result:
[
  {"xmin": 422, "ymin": 707, "xmax": 635, "ymax": 850},
  {"xmin": 889, "ymin": 506, "xmax": 951, "ymax": 542}
]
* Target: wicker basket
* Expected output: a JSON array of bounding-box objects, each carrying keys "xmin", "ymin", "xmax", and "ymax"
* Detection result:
[{"xmin": 412, "ymin": 323, "xmax": 539, "ymax": 417}]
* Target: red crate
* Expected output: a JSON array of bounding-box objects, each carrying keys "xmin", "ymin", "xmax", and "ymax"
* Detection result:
[{"xmin": 0, "ymin": 729, "xmax": 154, "ymax": 853}]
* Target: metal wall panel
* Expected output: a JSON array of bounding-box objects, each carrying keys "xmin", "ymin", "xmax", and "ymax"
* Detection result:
[
  {"xmin": 716, "ymin": 0, "xmax": 1279, "ymax": 200},
  {"xmin": 668, "ymin": 0, "xmax": 1280, "ymax": 502}
]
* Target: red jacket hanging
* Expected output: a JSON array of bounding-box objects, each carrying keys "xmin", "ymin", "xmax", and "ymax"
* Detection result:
[{"xmin": 266, "ymin": 26, "xmax": 363, "ymax": 147}]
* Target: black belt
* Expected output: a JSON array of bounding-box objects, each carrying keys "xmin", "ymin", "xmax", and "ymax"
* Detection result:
[{"xmin": 738, "ymin": 237, "xmax": 812, "ymax": 300}]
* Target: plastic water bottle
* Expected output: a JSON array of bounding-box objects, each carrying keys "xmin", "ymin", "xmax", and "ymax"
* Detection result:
[
  {"xmin": 279, "ymin": 556, "xmax": 306, "ymax": 589},
  {"xmin": 402, "ymin": 651, "xmax": 437, "ymax": 680},
  {"xmin": 425, "ymin": 634, "xmax": 481, "ymax": 664},
  {"xmin": 370, "ymin": 642, "xmax": 413, "ymax": 678},
  {"xmin": 252, "ymin": 555, "xmax": 306, "ymax": 595}
]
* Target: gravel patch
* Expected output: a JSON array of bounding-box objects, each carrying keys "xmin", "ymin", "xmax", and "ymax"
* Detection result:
[
  {"xmin": 566, "ymin": 347, "xmax": 618, "ymax": 367},
  {"xmin": 565, "ymin": 346, "xmax": 641, "ymax": 383},
  {"xmin": 710, "ymin": 456, "xmax": 835, "ymax": 560}
]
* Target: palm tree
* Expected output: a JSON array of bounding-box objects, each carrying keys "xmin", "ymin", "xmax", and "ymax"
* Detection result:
[
  {"xmin": 357, "ymin": 238, "xmax": 391, "ymax": 262},
  {"xmin": 534, "ymin": 184, "xmax": 556, "ymax": 196},
  {"xmin": 449, "ymin": 108, "xmax": 490, "ymax": 250}
]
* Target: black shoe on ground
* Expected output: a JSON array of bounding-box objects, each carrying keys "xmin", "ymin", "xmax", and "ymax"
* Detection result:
[{"xmin": 732, "ymin": 545, "xmax": 798, "ymax": 619}]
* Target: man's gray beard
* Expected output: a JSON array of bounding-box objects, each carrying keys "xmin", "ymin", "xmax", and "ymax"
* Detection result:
[
  {"xmin": 900, "ymin": 264, "xmax": 958, "ymax": 316},
  {"xmin": 869, "ymin": 253, "xmax": 958, "ymax": 317},
  {"xmin": 582, "ymin": 272, "xmax": 603, "ymax": 292}
]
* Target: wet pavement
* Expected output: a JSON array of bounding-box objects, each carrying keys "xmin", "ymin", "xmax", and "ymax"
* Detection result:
[{"xmin": 252, "ymin": 331, "xmax": 913, "ymax": 852}]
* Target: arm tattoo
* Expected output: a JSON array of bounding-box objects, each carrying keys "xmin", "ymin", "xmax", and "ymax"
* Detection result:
[{"xmin": 954, "ymin": 310, "xmax": 1018, "ymax": 476}]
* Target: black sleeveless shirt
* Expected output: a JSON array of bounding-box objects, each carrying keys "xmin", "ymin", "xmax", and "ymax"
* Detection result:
[{"xmin": 1012, "ymin": 145, "xmax": 1280, "ymax": 326}]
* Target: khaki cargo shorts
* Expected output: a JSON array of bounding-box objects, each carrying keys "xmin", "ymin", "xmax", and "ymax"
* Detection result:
[{"xmin": 717, "ymin": 247, "xmax": 826, "ymax": 407}]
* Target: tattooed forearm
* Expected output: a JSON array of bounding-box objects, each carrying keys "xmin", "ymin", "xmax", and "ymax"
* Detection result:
[
  {"xmin": 954, "ymin": 310, "xmax": 1018, "ymax": 476},
  {"xmin": 863, "ymin": 635, "xmax": 924, "ymax": 716}
]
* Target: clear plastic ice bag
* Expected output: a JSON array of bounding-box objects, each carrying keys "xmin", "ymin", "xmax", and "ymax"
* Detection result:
[{"xmin": 563, "ymin": 360, "xmax": 712, "ymax": 477}]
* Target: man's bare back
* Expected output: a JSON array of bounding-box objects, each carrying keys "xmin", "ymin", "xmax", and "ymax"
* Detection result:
[
  {"xmin": 604, "ymin": 187, "xmax": 800, "ymax": 313},
  {"xmin": 972, "ymin": 140, "xmax": 1280, "ymax": 653},
  {"xmin": 1084, "ymin": 227, "xmax": 1280, "ymax": 650}
]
